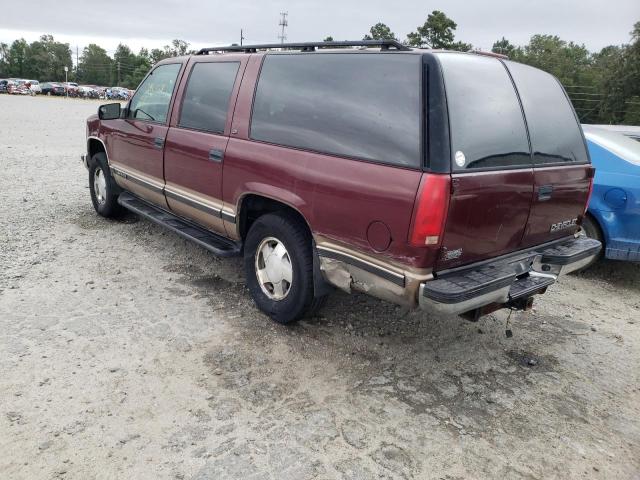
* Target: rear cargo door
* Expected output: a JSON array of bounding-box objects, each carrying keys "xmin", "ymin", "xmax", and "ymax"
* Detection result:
[
  {"xmin": 434, "ymin": 53, "xmax": 534, "ymax": 270},
  {"xmin": 505, "ymin": 61, "xmax": 592, "ymax": 248}
]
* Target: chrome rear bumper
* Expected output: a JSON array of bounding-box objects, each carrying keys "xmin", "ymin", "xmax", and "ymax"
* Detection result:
[{"xmin": 419, "ymin": 236, "xmax": 601, "ymax": 315}]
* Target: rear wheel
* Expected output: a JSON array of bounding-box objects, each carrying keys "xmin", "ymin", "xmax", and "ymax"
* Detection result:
[
  {"xmin": 244, "ymin": 212, "xmax": 325, "ymax": 324},
  {"xmin": 576, "ymin": 215, "xmax": 603, "ymax": 270},
  {"xmin": 89, "ymin": 152, "xmax": 122, "ymax": 218}
]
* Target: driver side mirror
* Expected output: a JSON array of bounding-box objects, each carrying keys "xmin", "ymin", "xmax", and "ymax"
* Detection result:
[{"xmin": 98, "ymin": 103, "xmax": 121, "ymax": 120}]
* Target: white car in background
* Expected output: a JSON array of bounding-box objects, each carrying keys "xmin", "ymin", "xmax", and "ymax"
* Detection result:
[{"xmin": 28, "ymin": 80, "xmax": 42, "ymax": 94}]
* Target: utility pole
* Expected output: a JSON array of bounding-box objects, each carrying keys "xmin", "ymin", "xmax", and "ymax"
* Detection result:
[
  {"xmin": 240, "ymin": 29, "xmax": 245, "ymax": 46},
  {"xmin": 76, "ymin": 45, "xmax": 79, "ymax": 81},
  {"xmin": 117, "ymin": 61, "xmax": 121, "ymax": 86},
  {"xmin": 278, "ymin": 12, "xmax": 288, "ymax": 44}
]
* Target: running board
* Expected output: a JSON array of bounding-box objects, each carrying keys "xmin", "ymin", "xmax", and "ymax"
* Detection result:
[{"xmin": 117, "ymin": 192, "xmax": 241, "ymax": 257}]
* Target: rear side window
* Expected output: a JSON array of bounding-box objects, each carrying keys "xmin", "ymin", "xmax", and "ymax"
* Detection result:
[
  {"xmin": 437, "ymin": 53, "xmax": 531, "ymax": 171},
  {"xmin": 251, "ymin": 53, "xmax": 421, "ymax": 167},
  {"xmin": 179, "ymin": 62, "xmax": 240, "ymax": 133},
  {"xmin": 505, "ymin": 61, "xmax": 589, "ymax": 165}
]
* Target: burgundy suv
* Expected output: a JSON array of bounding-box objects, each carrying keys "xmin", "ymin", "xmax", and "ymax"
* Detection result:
[{"xmin": 82, "ymin": 40, "xmax": 601, "ymax": 324}]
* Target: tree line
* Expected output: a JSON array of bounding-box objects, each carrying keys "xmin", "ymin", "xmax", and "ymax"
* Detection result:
[
  {"xmin": 0, "ymin": 38, "xmax": 191, "ymax": 90},
  {"xmin": 1, "ymin": 10, "xmax": 638, "ymax": 124}
]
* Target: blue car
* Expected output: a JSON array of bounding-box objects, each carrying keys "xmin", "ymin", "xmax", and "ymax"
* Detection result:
[{"xmin": 581, "ymin": 125, "xmax": 640, "ymax": 265}]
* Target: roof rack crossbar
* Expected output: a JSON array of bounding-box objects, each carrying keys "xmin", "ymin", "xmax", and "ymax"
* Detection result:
[{"xmin": 197, "ymin": 40, "xmax": 411, "ymax": 55}]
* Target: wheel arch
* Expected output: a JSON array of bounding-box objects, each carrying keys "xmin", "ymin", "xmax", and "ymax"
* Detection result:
[
  {"xmin": 237, "ymin": 192, "xmax": 312, "ymax": 242},
  {"xmin": 585, "ymin": 209, "xmax": 607, "ymax": 246},
  {"xmin": 237, "ymin": 193, "xmax": 332, "ymax": 298},
  {"xmin": 87, "ymin": 137, "xmax": 108, "ymax": 167}
]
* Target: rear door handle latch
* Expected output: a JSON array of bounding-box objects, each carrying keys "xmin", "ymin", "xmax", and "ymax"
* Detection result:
[
  {"xmin": 538, "ymin": 185, "xmax": 553, "ymax": 201},
  {"xmin": 153, "ymin": 137, "xmax": 164, "ymax": 149},
  {"xmin": 209, "ymin": 149, "xmax": 224, "ymax": 163}
]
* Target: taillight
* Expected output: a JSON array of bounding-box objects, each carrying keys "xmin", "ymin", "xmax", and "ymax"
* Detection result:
[
  {"xmin": 584, "ymin": 166, "xmax": 595, "ymax": 215},
  {"xmin": 409, "ymin": 174, "xmax": 451, "ymax": 247}
]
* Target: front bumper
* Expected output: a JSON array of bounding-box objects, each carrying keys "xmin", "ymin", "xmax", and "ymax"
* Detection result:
[{"xmin": 419, "ymin": 236, "xmax": 602, "ymax": 315}]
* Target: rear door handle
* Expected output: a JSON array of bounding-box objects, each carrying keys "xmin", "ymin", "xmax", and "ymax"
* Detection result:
[
  {"xmin": 153, "ymin": 137, "xmax": 164, "ymax": 149},
  {"xmin": 538, "ymin": 185, "xmax": 553, "ymax": 201},
  {"xmin": 209, "ymin": 149, "xmax": 224, "ymax": 163}
]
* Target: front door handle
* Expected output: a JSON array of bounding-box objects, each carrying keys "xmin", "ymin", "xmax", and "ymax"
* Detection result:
[
  {"xmin": 153, "ymin": 137, "xmax": 164, "ymax": 149},
  {"xmin": 209, "ymin": 149, "xmax": 224, "ymax": 163},
  {"xmin": 538, "ymin": 184, "xmax": 553, "ymax": 201}
]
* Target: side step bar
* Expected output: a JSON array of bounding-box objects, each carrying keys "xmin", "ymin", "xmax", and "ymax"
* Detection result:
[{"xmin": 118, "ymin": 192, "xmax": 241, "ymax": 257}]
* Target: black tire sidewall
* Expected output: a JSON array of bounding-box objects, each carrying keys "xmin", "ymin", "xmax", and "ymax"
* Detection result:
[
  {"xmin": 244, "ymin": 213, "xmax": 314, "ymax": 324},
  {"xmin": 89, "ymin": 153, "xmax": 120, "ymax": 217},
  {"xmin": 581, "ymin": 215, "xmax": 603, "ymax": 244}
]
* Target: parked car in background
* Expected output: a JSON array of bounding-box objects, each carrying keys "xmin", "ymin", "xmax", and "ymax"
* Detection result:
[
  {"xmin": 0, "ymin": 79, "xmax": 8, "ymax": 93},
  {"xmin": 78, "ymin": 85, "xmax": 99, "ymax": 99},
  {"xmin": 28, "ymin": 80, "xmax": 42, "ymax": 94},
  {"xmin": 581, "ymin": 124, "xmax": 640, "ymax": 265},
  {"xmin": 11, "ymin": 80, "xmax": 31, "ymax": 95},
  {"xmin": 82, "ymin": 40, "xmax": 600, "ymax": 324},
  {"xmin": 63, "ymin": 82, "xmax": 79, "ymax": 97},
  {"xmin": 106, "ymin": 87, "xmax": 131, "ymax": 100},
  {"xmin": 41, "ymin": 82, "xmax": 66, "ymax": 96}
]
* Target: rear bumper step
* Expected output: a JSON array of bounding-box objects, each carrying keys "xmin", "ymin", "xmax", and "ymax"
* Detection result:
[
  {"xmin": 419, "ymin": 236, "xmax": 601, "ymax": 315},
  {"xmin": 118, "ymin": 192, "xmax": 241, "ymax": 257}
]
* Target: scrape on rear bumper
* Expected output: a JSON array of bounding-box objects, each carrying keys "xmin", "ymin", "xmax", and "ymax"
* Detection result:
[{"xmin": 419, "ymin": 236, "xmax": 601, "ymax": 315}]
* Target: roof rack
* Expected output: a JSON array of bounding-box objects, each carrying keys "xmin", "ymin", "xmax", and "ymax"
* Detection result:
[{"xmin": 197, "ymin": 39, "xmax": 411, "ymax": 55}]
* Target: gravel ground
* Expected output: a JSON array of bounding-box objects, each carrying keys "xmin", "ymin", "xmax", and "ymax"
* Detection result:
[{"xmin": 1, "ymin": 94, "xmax": 639, "ymax": 480}]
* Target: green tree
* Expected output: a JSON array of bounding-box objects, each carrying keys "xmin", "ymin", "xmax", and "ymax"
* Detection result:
[
  {"xmin": 323, "ymin": 36, "xmax": 334, "ymax": 42},
  {"xmin": 406, "ymin": 10, "xmax": 471, "ymax": 51},
  {"xmin": 7, "ymin": 38, "xmax": 28, "ymax": 77},
  {"xmin": 363, "ymin": 23, "xmax": 396, "ymax": 41},
  {"xmin": 149, "ymin": 39, "xmax": 191, "ymax": 65},
  {"xmin": 0, "ymin": 42, "xmax": 9, "ymax": 77},
  {"xmin": 598, "ymin": 22, "xmax": 640, "ymax": 123},
  {"xmin": 491, "ymin": 37, "xmax": 517, "ymax": 56},
  {"xmin": 77, "ymin": 44, "xmax": 113, "ymax": 85}
]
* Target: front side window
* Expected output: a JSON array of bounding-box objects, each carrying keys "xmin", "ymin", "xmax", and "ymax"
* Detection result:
[
  {"xmin": 128, "ymin": 63, "xmax": 182, "ymax": 123},
  {"xmin": 178, "ymin": 62, "xmax": 240, "ymax": 133},
  {"xmin": 505, "ymin": 61, "xmax": 589, "ymax": 165},
  {"xmin": 437, "ymin": 53, "xmax": 531, "ymax": 171},
  {"xmin": 251, "ymin": 53, "xmax": 422, "ymax": 167}
]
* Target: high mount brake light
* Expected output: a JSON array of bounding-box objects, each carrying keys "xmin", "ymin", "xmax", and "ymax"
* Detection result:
[{"xmin": 409, "ymin": 174, "xmax": 451, "ymax": 247}]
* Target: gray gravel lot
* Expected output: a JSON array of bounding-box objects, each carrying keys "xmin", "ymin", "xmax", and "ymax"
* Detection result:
[{"xmin": 1, "ymin": 94, "xmax": 639, "ymax": 480}]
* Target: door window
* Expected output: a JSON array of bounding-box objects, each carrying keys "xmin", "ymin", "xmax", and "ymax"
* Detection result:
[
  {"xmin": 437, "ymin": 53, "xmax": 531, "ymax": 171},
  {"xmin": 128, "ymin": 63, "xmax": 182, "ymax": 123},
  {"xmin": 178, "ymin": 62, "xmax": 240, "ymax": 133}
]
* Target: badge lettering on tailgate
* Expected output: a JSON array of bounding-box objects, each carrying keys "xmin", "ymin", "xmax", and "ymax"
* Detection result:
[{"xmin": 550, "ymin": 218, "xmax": 577, "ymax": 232}]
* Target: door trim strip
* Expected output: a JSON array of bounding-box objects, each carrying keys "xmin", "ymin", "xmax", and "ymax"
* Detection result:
[{"xmin": 110, "ymin": 164, "xmax": 238, "ymax": 224}]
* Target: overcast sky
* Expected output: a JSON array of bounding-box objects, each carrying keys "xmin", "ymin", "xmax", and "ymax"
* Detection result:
[{"xmin": 1, "ymin": 0, "xmax": 638, "ymax": 58}]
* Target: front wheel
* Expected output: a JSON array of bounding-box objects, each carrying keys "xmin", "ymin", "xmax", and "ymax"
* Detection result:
[
  {"xmin": 89, "ymin": 153, "xmax": 122, "ymax": 218},
  {"xmin": 244, "ymin": 212, "xmax": 325, "ymax": 324}
]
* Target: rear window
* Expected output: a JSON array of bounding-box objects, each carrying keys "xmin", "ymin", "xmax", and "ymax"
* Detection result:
[
  {"xmin": 437, "ymin": 53, "xmax": 531, "ymax": 171},
  {"xmin": 251, "ymin": 53, "xmax": 422, "ymax": 167},
  {"xmin": 505, "ymin": 61, "xmax": 589, "ymax": 165}
]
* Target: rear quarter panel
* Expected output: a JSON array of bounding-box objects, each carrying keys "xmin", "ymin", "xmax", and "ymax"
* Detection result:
[{"xmin": 223, "ymin": 54, "xmax": 433, "ymax": 270}]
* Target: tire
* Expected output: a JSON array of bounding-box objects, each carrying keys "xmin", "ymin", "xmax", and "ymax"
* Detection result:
[
  {"xmin": 576, "ymin": 215, "xmax": 604, "ymax": 270},
  {"xmin": 244, "ymin": 212, "xmax": 325, "ymax": 324},
  {"xmin": 89, "ymin": 152, "xmax": 122, "ymax": 218}
]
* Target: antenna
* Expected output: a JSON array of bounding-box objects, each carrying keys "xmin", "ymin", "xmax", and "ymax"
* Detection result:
[
  {"xmin": 240, "ymin": 28, "xmax": 245, "ymax": 46},
  {"xmin": 278, "ymin": 12, "xmax": 288, "ymax": 44}
]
